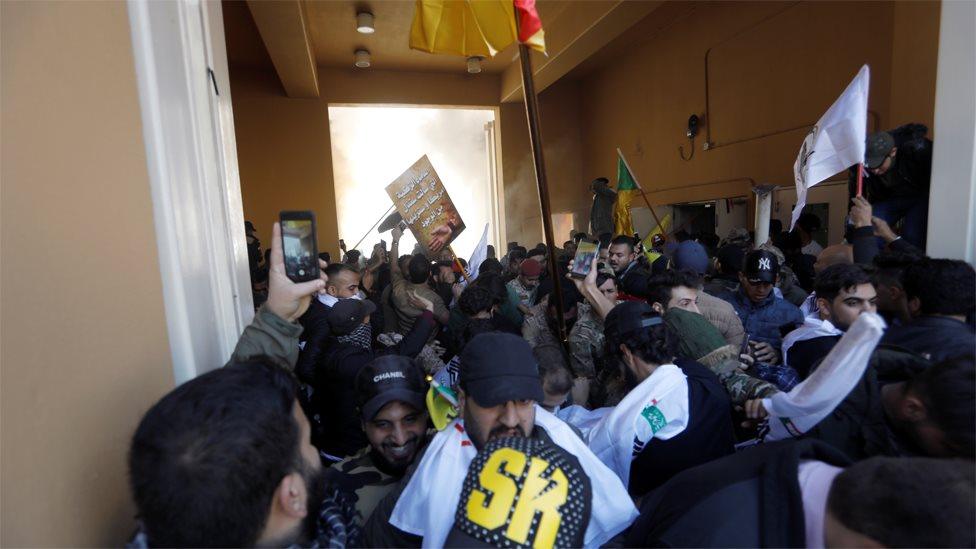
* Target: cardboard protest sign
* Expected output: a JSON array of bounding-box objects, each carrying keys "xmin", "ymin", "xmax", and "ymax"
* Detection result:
[{"xmin": 385, "ymin": 155, "xmax": 465, "ymax": 254}]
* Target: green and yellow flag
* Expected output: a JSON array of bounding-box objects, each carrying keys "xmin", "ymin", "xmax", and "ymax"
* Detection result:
[{"xmin": 613, "ymin": 148, "xmax": 640, "ymax": 237}]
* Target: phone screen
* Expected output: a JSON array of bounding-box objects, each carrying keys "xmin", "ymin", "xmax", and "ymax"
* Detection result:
[
  {"xmin": 570, "ymin": 241, "xmax": 598, "ymax": 279},
  {"xmin": 281, "ymin": 215, "xmax": 318, "ymax": 282}
]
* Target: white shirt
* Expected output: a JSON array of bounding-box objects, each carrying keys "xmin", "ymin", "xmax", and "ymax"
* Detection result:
[{"xmin": 798, "ymin": 460, "xmax": 843, "ymax": 548}]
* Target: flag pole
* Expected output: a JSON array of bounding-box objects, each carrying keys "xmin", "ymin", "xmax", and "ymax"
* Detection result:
[
  {"xmin": 856, "ymin": 163, "xmax": 864, "ymax": 197},
  {"xmin": 447, "ymin": 246, "xmax": 472, "ymax": 284},
  {"xmin": 517, "ymin": 43, "xmax": 567, "ymax": 343},
  {"xmin": 617, "ymin": 148, "xmax": 667, "ymax": 240}
]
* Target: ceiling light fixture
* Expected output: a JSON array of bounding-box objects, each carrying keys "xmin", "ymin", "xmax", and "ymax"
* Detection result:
[
  {"xmin": 355, "ymin": 49, "xmax": 371, "ymax": 68},
  {"xmin": 466, "ymin": 56, "xmax": 483, "ymax": 74},
  {"xmin": 356, "ymin": 11, "xmax": 374, "ymax": 34}
]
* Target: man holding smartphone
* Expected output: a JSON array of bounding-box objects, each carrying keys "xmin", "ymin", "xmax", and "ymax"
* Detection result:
[{"xmin": 719, "ymin": 250, "xmax": 804, "ymax": 364}]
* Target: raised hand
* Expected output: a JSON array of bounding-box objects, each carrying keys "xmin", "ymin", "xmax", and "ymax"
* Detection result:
[{"xmin": 267, "ymin": 222, "xmax": 327, "ymax": 322}]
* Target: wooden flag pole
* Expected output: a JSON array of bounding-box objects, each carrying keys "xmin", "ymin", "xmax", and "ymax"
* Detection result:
[
  {"xmin": 447, "ymin": 245, "xmax": 472, "ymax": 284},
  {"xmin": 855, "ymin": 163, "xmax": 864, "ymax": 197},
  {"xmin": 637, "ymin": 189, "xmax": 667, "ymax": 240},
  {"xmin": 517, "ymin": 43, "xmax": 567, "ymax": 343}
]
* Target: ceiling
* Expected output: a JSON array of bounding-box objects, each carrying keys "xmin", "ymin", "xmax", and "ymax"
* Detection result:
[{"xmin": 223, "ymin": 0, "xmax": 570, "ymax": 74}]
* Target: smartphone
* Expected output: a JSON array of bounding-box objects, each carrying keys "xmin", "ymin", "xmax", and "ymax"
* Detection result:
[
  {"xmin": 740, "ymin": 333, "xmax": 751, "ymax": 357},
  {"xmin": 279, "ymin": 210, "xmax": 319, "ymax": 282},
  {"xmin": 570, "ymin": 241, "xmax": 599, "ymax": 279}
]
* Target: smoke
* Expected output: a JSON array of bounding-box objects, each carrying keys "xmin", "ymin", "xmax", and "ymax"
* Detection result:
[{"xmin": 328, "ymin": 106, "xmax": 496, "ymax": 259}]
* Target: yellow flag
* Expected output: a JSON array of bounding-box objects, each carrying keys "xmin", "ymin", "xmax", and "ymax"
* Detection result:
[{"xmin": 410, "ymin": 0, "xmax": 546, "ymax": 58}]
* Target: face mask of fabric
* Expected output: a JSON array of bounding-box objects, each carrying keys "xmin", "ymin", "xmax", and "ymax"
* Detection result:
[
  {"xmin": 352, "ymin": 291, "xmax": 365, "ymax": 301},
  {"xmin": 338, "ymin": 323, "xmax": 372, "ymax": 350}
]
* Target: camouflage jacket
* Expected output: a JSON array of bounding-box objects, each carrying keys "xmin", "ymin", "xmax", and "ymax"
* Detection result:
[
  {"xmin": 568, "ymin": 302, "xmax": 607, "ymax": 378},
  {"xmin": 698, "ymin": 344, "xmax": 779, "ymax": 405},
  {"xmin": 506, "ymin": 277, "xmax": 536, "ymax": 308},
  {"xmin": 520, "ymin": 301, "xmax": 554, "ymax": 347},
  {"xmin": 323, "ymin": 447, "xmax": 400, "ymax": 530}
]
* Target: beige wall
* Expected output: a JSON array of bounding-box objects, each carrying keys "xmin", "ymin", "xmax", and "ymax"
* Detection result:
[
  {"xmin": 889, "ymin": 0, "xmax": 940, "ymax": 130},
  {"xmin": 580, "ymin": 2, "xmax": 883, "ymax": 216},
  {"xmin": 1, "ymin": 1, "xmax": 174, "ymax": 546},
  {"xmin": 229, "ymin": 67, "xmax": 501, "ymax": 256},
  {"xmin": 500, "ymin": 78, "xmax": 586, "ymax": 245},
  {"xmin": 231, "ymin": 69, "xmax": 342, "ymax": 258}
]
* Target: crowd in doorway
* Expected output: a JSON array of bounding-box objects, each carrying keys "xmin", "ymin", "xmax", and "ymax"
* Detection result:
[{"xmin": 127, "ymin": 125, "xmax": 973, "ymax": 548}]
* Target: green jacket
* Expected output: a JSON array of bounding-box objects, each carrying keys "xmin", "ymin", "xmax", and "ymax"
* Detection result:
[{"xmin": 225, "ymin": 306, "xmax": 303, "ymax": 370}]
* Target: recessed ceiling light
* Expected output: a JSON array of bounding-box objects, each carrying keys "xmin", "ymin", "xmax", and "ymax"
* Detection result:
[
  {"xmin": 355, "ymin": 49, "xmax": 371, "ymax": 68},
  {"xmin": 356, "ymin": 12, "xmax": 374, "ymax": 34},
  {"xmin": 467, "ymin": 56, "xmax": 483, "ymax": 74}
]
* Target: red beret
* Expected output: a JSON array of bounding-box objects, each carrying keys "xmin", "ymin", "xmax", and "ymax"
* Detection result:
[{"xmin": 520, "ymin": 258, "xmax": 542, "ymax": 277}]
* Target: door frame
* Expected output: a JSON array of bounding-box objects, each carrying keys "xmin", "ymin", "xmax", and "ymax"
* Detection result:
[{"xmin": 127, "ymin": 0, "xmax": 253, "ymax": 384}]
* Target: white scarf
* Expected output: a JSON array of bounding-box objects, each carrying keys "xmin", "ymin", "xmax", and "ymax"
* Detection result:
[
  {"xmin": 585, "ymin": 364, "xmax": 690, "ymax": 488},
  {"xmin": 761, "ymin": 312, "xmax": 885, "ymax": 440},
  {"xmin": 781, "ymin": 316, "xmax": 844, "ymax": 368},
  {"xmin": 799, "ymin": 292, "xmax": 818, "ymax": 318},
  {"xmin": 556, "ymin": 405, "xmax": 610, "ymax": 440},
  {"xmin": 389, "ymin": 406, "xmax": 638, "ymax": 548}
]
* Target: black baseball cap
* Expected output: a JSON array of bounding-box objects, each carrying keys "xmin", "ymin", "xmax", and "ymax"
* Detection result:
[
  {"xmin": 355, "ymin": 355, "xmax": 427, "ymax": 421},
  {"xmin": 328, "ymin": 298, "xmax": 376, "ymax": 336},
  {"xmin": 865, "ymin": 131, "xmax": 895, "ymax": 169},
  {"xmin": 459, "ymin": 333, "xmax": 544, "ymax": 407},
  {"xmin": 743, "ymin": 249, "xmax": 779, "ymax": 283},
  {"xmin": 445, "ymin": 436, "xmax": 591, "ymax": 548},
  {"xmin": 604, "ymin": 301, "xmax": 662, "ymax": 340}
]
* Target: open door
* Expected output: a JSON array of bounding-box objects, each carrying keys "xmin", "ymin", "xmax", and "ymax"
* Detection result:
[{"xmin": 128, "ymin": 0, "xmax": 253, "ymax": 384}]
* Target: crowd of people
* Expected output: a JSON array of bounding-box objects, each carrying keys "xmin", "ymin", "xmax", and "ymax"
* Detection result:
[{"xmin": 129, "ymin": 168, "xmax": 973, "ymax": 545}]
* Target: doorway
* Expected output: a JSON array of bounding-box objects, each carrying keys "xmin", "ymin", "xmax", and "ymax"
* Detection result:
[{"xmin": 327, "ymin": 105, "xmax": 499, "ymax": 260}]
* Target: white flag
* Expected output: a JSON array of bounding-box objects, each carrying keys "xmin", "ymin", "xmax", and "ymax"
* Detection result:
[
  {"xmin": 791, "ymin": 65, "xmax": 870, "ymax": 230},
  {"xmin": 460, "ymin": 223, "xmax": 489, "ymax": 287}
]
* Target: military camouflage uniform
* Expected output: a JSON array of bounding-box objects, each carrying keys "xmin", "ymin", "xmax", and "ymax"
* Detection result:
[
  {"xmin": 522, "ymin": 301, "xmax": 559, "ymax": 347},
  {"xmin": 506, "ymin": 277, "xmax": 536, "ymax": 308},
  {"xmin": 323, "ymin": 447, "xmax": 400, "ymax": 529},
  {"xmin": 568, "ymin": 302, "xmax": 608, "ymax": 378},
  {"xmin": 698, "ymin": 344, "xmax": 779, "ymax": 404}
]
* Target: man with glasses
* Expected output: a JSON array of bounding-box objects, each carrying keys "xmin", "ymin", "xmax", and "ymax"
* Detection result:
[{"xmin": 850, "ymin": 124, "xmax": 932, "ymax": 248}]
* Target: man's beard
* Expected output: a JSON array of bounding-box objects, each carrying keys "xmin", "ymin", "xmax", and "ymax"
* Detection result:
[
  {"xmin": 621, "ymin": 360, "xmax": 640, "ymax": 392},
  {"xmin": 295, "ymin": 459, "xmax": 328, "ymax": 546},
  {"xmin": 464, "ymin": 408, "xmax": 529, "ymax": 451},
  {"xmin": 377, "ymin": 432, "xmax": 426, "ymax": 476}
]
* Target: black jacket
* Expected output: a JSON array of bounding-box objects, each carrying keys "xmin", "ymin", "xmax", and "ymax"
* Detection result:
[
  {"xmin": 789, "ymin": 335, "xmax": 840, "ymax": 380},
  {"xmin": 313, "ymin": 312, "xmax": 436, "ymax": 458},
  {"xmin": 296, "ymin": 299, "xmax": 332, "ymax": 385},
  {"xmin": 628, "ymin": 359, "xmax": 735, "ymax": 497},
  {"xmin": 625, "ymin": 440, "xmax": 851, "ymax": 548},
  {"xmin": 880, "ymin": 316, "xmax": 975, "ymax": 364},
  {"xmin": 848, "ymin": 123, "xmax": 932, "ymax": 203},
  {"xmin": 617, "ymin": 261, "xmax": 651, "ymax": 298}
]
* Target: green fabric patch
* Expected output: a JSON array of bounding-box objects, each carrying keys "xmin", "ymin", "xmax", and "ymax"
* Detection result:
[{"xmin": 640, "ymin": 405, "xmax": 667, "ymax": 434}]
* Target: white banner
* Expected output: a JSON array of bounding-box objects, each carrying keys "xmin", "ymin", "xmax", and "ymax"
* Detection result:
[{"xmin": 791, "ymin": 65, "xmax": 870, "ymax": 230}]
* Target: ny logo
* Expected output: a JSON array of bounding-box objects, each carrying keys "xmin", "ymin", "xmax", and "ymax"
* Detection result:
[{"xmin": 759, "ymin": 258, "xmax": 772, "ymax": 271}]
